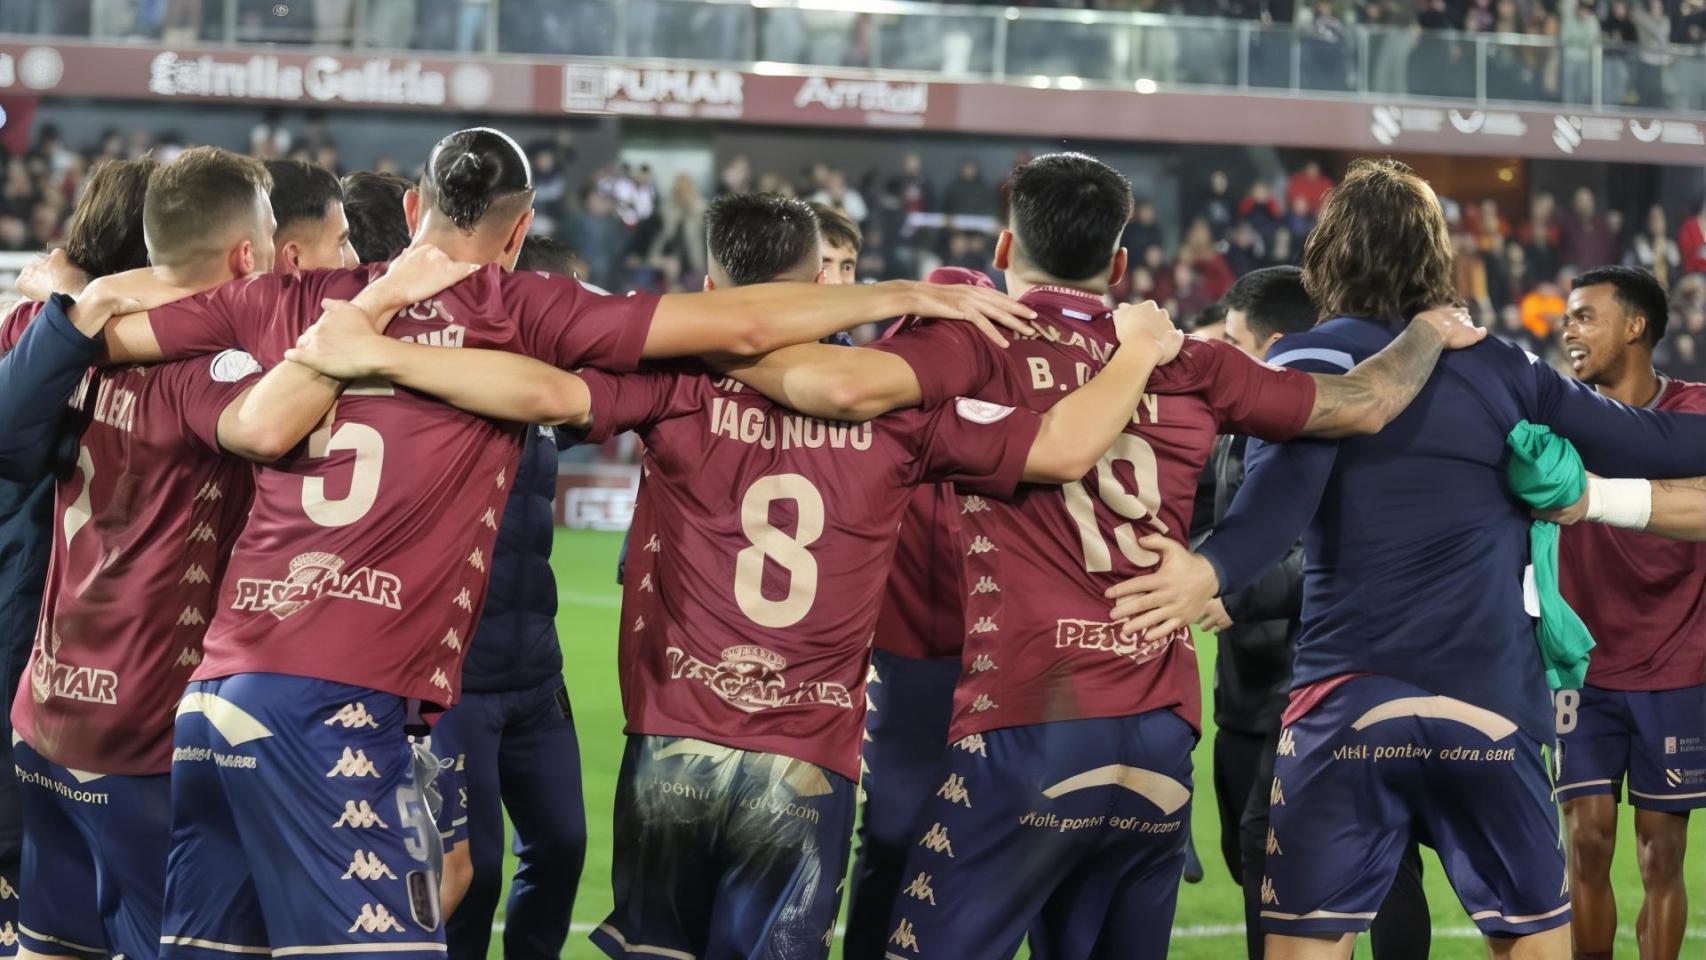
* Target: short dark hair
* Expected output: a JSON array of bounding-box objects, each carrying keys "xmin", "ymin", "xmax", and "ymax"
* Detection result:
[
  {"xmin": 340, "ymin": 171, "xmax": 413, "ymax": 264},
  {"xmin": 1186, "ymin": 302, "xmax": 1228, "ymax": 333},
  {"xmin": 810, "ymin": 202, "xmax": 862, "ymax": 255},
  {"xmin": 64, "ymin": 156, "xmax": 157, "ymax": 279},
  {"xmin": 422, "ymin": 127, "xmax": 534, "ymax": 233},
  {"xmin": 1002, "ymin": 153, "xmax": 1133, "ymax": 283},
  {"xmin": 143, "ymin": 146, "xmax": 273, "ymax": 268},
  {"xmin": 517, "ymin": 235, "xmax": 577, "ymax": 277},
  {"xmin": 264, "ymin": 158, "xmax": 343, "ymax": 239},
  {"xmin": 1573, "ymin": 265, "xmax": 1669, "ymax": 345},
  {"xmin": 705, "ymin": 193, "xmax": 820, "ymax": 287},
  {"xmin": 1226, "ymin": 266, "xmax": 1317, "ymax": 341}
]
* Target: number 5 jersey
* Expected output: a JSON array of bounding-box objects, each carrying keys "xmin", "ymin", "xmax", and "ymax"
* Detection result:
[{"xmin": 872, "ymin": 281, "xmax": 1317, "ymax": 744}]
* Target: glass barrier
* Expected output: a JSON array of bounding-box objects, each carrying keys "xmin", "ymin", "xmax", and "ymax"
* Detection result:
[{"xmin": 10, "ymin": 0, "xmax": 1706, "ymax": 116}]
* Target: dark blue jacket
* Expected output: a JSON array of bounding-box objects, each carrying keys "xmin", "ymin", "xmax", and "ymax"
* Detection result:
[{"xmin": 461, "ymin": 425, "xmax": 568, "ymax": 693}]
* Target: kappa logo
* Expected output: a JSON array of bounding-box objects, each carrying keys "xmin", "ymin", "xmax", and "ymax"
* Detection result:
[
  {"xmin": 961, "ymin": 496, "xmax": 989, "ymax": 515},
  {"xmin": 231, "ymin": 552, "xmax": 402, "ymax": 621},
  {"xmin": 969, "ymin": 655, "xmax": 997, "ymax": 674},
  {"xmin": 954, "ymin": 734, "xmax": 987, "ymax": 757},
  {"xmin": 970, "ymin": 577, "xmax": 1000, "ymax": 595},
  {"xmin": 1270, "ymin": 777, "xmax": 1285, "ymax": 806},
  {"xmin": 903, "ymin": 872, "xmax": 937, "ymax": 905},
  {"xmin": 175, "ymin": 648, "xmax": 202, "ymax": 668},
  {"xmin": 440, "ymin": 629, "xmax": 462, "ymax": 652},
  {"xmin": 332, "ymin": 800, "xmax": 388, "ymax": 829},
  {"xmin": 195, "ymin": 480, "xmax": 223, "ymax": 501},
  {"xmin": 495, "ymin": 469, "xmax": 506, "ymax": 490},
  {"xmin": 342, "ymin": 850, "xmax": 397, "ymax": 881},
  {"xmin": 918, "ymin": 822, "xmax": 955, "ymax": 857},
  {"xmin": 188, "ymin": 522, "xmax": 217, "ymax": 543},
  {"xmin": 177, "ymin": 607, "xmax": 206, "ymax": 627},
  {"xmin": 0, "ymin": 922, "xmax": 15, "ymax": 948},
  {"xmin": 867, "ymin": 662, "xmax": 881, "ymax": 685},
  {"xmin": 639, "ymin": 573, "xmax": 654, "ymax": 593},
  {"xmin": 452, "ymin": 588, "xmax": 474, "ymax": 612},
  {"xmin": 666, "ymin": 644, "xmax": 853, "ymax": 713},
  {"xmin": 969, "ymin": 694, "xmax": 997, "ymax": 713},
  {"xmin": 467, "ymin": 549, "xmax": 485, "ymax": 573},
  {"xmin": 1276, "ymin": 728, "xmax": 1296, "ymax": 758},
  {"xmin": 326, "ymin": 747, "xmax": 381, "ymax": 779},
  {"xmin": 0, "ymin": 875, "xmax": 15, "ymax": 899},
  {"xmin": 325, "ymin": 703, "xmax": 378, "ymax": 729},
  {"xmin": 889, "ymin": 918, "xmax": 920, "ymax": 952},
  {"xmin": 348, "ymin": 904, "xmax": 405, "ymax": 934},
  {"xmin": 431, "ymin": 669, "xmax": 452, "ymax": 694},
  {"xmin": 936, "ymin": 774, "xmax": 972, "ymax": 807},
  {"xmin": 645, "ymin": 534, "xmax": 661, "ymax": 553},
  {"xmin": 481, "ymin": 508, "xmax": 498, "ymax": 530},
  {"xmin": 969, "ymin": 617, "xmax": 998, "ymax": 635},
  {"xmin": 633, "ymin": 616, "xmax": 647, "ymax": 632},
  {"xmin": 966, "ymin": 536, "xmax": 997, "ymax": 555},
  {"xmin": 1266, "ymin": 827, "xmax": 1282, "ymax": 856},
  {"xmin": 1261, "ymin": 876, "xmax": 1279, "ymax": 906},
  {"xmin": 181, "ymin": 564, "xmax": 211, "ymax": 585}
]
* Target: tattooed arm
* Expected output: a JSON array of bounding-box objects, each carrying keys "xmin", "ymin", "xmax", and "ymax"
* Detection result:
[{"xmin": 1298, "ymin": 307, "xmax": 1483, "ymax": 438}]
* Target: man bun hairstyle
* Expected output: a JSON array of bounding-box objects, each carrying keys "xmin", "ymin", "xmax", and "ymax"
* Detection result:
[
  {"xmin": 423, "ymin": 127, "xmax": 534, "ymax": 232},
  {"xmin": 65, "ymin": 156, "xmax": 158, "ymax": 278},
  {"xmin": 1002, "ymin": 152, "xmax": 1133, "ymax": 283},
  {"xmin": 1226, "ymin": 265, "xmax": 1317, "ymax": 341},
  {"xmin": 1574, "ymin": 264, "xmax": 1670, "ymax": 345},
  {"xmin": 143, "ymin": 146, "xmax": 273, "ymax": 269},
  {"xmin": 705, "ymin": 193, "xmax": 821, "ymax": 287}
]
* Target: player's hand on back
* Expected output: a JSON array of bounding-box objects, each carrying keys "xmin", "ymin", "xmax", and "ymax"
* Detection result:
[
  {"xmin": 899, "ymin": 279, "xmax": 1038, "ymax": 348},
  {"xmin": 1104, "ymin": 534, "xmax": 1221, "ymax": 641},
  {"xmin": 285, "ymin": 299, "xmax": 392, "ymax": 381},
  {"xmin": 16, "ymin": 248, "xmax": 89, "ymax": 301},
  {"xmin": 1414, "ymin": 304, "xmax": 1485, "ymax": 351},
  {"xmin": 365, "ymin": 244, "xmax": 481, "ymax": 330},
  {"xmin": 1112, "ymin": 300, "xmax": 1183, "ymax": 366}
]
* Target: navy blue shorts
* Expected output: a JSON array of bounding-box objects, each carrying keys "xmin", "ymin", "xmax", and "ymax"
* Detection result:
[
  {"xmin": 1263, "ymin": 675, "xmax": 1568, "ymax": 938},
  {"xmin": 591, "ymin": 735, "xmax": 856, "ymax": 960},
  {"xmin": 1553, "ymin": 684, "xmax": 1706, "ymax": 812},
  {"xmin": 885, "ymin": 712, "xmax": 1195, "ymax": 960},
  {"xmin": 15, "ymin": 739, "xmax": 169, "ymax": 960},
  {"xmin": 161, "ymin": 674, "xmax": 447, "ymax": 960}
]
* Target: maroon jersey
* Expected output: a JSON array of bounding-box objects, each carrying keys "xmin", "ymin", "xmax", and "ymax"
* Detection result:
[
  {"xmin": 579, "ymin": 368, "xmax": 1041, "ymax": 780},
  {"xmin": 11, "ymin": 351, "xmax": 258, "ymax": 775},
  {"xmin": 875, "ymin": 282, "xmax": 1317, "ymax": 742},
  {"xmin": 873, "ymin": 485, "xmax": 966, "ymax": 660},
  {"xmin": 1560, "ymin": 378, "xmax": 1706, "ymax": 691},
  {"xmin": 0, "ymin": 299, "xmax": 37, "ymax": 350},
  {"xmin": 146, "ymin": 264, "xmax": 658, "ymax": 707}
]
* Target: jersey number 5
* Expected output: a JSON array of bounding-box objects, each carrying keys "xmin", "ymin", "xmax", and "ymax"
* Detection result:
[
  {"xmin": 1063, "ymin": 432, "xmax": 1169, "ymax": 571},
  {"xmin": 734, "ymin": 474, "xmax": 824, "ymax": 628},
  {"xmin": 302, "ymin": 384, "xmax": 393, "ymax": 528}
]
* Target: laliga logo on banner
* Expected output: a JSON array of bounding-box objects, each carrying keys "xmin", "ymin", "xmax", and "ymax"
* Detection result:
[
  {"xmin": 1370, "ymin": 105, "xmax": 1402, "ymax": 146},
  {"xmin": 1553, "ymin": 115, "xmax": 1583, "ymax": 155}
]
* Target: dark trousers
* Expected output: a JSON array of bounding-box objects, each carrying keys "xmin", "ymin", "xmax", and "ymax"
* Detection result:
[
  {"xmin": 442, "ymin": 679, "xmax": 587, "ymax": 960},
  {"xmin": 1216, "ymin": 726, "xmax": 1431, "ymax": 960}
]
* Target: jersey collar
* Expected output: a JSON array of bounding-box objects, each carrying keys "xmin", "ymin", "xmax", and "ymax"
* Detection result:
[{"xmin": 1019, "ymin": 285, "xmax": 1110, "ymax": 322}]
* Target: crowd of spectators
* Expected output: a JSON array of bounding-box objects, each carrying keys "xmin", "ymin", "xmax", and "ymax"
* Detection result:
[{"xmin": 5, "ymin": 121, "xmax": 1705, "ymax": 380}]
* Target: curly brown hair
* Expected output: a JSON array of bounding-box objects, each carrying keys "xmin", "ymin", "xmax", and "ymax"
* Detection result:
[{"xmin": 1301, "ymin": 158, "xmax": 1457, "ymax": 322}]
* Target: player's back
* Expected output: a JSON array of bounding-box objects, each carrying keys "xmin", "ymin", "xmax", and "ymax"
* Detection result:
[
  {"xmin": 147, "ymin": 263, "xmax": 657, "ymax": 708},
  {"xmin": 873, "ymin": 484, "xmax": 965, "ymax": 661},
  {"xmin": 1281, "ymin": 317, "xmax": 1706, "ymax": 743},
  {"xmin": 580, "ymin": 366, "xmax": 1035, "ymax": 781}
]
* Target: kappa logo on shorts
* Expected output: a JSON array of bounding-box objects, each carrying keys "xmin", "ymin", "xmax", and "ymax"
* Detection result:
[
  {"xmin": 665, "ymin": 644, "xmax": 853, "ymax": 714},
  {"xmin": 333, "ymin": 800, "xmax": 388, "ymax": 829},
  {"xmin": 0, "ymin": 876, "xmax": 15, "ymax": 899},
  {"xmin": 1270, "ymin": 777, "xmax": 1285, "ymax": 806},
  {"xmin": 348, "ymin": 904, "xmax": 405, "ymax": 934},
  {"xmin": 1261, "ymin": 876, "xmax": 1279, "ymax": 906},
  {"xmin": 343, "ymin": 851, "xmax": 397, "ymax": 881},
  {"xmin": 326, "ymin": 703, "xmax": 379, "ymax": 730},
  {"xmin": 904, "ymin": 873, "xmax": 937, "ymax": 905},
  {"xmin": 1266, "ymin": 827, "xmax": 1282, "ymax": 856},
  {"xmin": 918, "ymin": 822, "xmax": 955, "ymax": 857},
  {"xmin": 954, "ymin": 734, "xmax": 987, "ymax": 756},
  {"xmin": 0, "ymin": 921, "xmax": 14, "ymax": 948},
  {"xmin": 326, "ymin": 748, "xmax": 381, "ymax": 778},
  {"xmin": 1277, "ymin": 728, "xmax": 1296, "ymax": 758},
  {"xmin": 889, "ymin": 919, "xmax": 920, "ymax": 953},
  {"xmin": 937, "ymin": 774, "xmax": 972, "ymax": 807},
  {"xmin": 231, "ymin": 552, "xmax": 403, "ymax": 621},
  {"xmin": 175, "ymin": 647, "xmax": 202, "ymax": 668}
]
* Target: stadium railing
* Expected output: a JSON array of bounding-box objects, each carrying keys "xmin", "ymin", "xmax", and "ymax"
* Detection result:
[{"xmin": 10, "ymin": 0, "xmax": 1706, "ymax": 115}]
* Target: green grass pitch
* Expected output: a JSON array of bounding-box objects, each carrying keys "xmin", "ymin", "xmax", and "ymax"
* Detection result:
[{"xmin": 484, "ymin": 528, "xmax": 1706, "ymax": 958}]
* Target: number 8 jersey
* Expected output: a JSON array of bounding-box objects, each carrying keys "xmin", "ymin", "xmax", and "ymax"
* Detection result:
[
  {"xmin": 145, "ymin": 264, "xmax": 659, "ymax": 709},
  {"xmin": 873, "ymin": 281, "xmax": 1318, "ymax": 744}
]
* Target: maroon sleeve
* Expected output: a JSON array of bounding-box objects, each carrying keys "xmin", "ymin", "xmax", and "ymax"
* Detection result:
[
  {"xmin": 913, "ymin": 397, "xmax": 1043, "ymax": 499},
  {"xmin": 578, "ymin": 368, "xmax": 703, "ymax": 444},
  {"xmin": 872, "ymin": 319, "xmax": 1008, "ymax": 410},
  {"xmin": 506, "ymin": 272, "xmax": 660, "ymax": 373},
  {"xmin": 0, "ymin": 300, "xmax": 45, "ymax": 353},
  {"xmin": 149, "ymin": 274, "xmax": 287, "ymax": 361},
  {"xmin": 166, "ymin": 350, "xmax": 263, "ymax": 453},
  {"xmin": 1195, "ymin": 337, "xmax": 1317, "ymax": 441}
]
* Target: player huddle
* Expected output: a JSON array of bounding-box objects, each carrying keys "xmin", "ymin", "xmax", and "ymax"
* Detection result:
[{"xmin": 0, "ymin": 125, "xmax": 1703, "ymax": 960}]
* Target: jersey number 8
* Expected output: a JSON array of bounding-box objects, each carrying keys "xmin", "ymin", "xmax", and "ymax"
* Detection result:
[{"xmin": 734, "ymin": 474, "xmax": 824, "ymax": 629}]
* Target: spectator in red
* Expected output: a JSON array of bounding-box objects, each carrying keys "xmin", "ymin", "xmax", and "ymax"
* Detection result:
[
  {"xmin": 1238, "ymin": 181, "xmax": 1283, "ymax": 245},
  {"xmin": 1286, "ymin": 160, "xmax": 1335, "ymax": 214},
  {"xmin": 1678, "ymin": 199, "xmax": 1706, "ymax": 275},
  {"xmin": 1177, "ymin": 216, "xmax": 1236, "ymax": 301},
  {"xmin": 1558, "ymin": 186, "xmax": 1617, "ymax": 268}
]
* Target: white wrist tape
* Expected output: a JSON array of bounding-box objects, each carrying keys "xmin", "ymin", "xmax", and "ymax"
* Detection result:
[{"xmin": 1585, "ymin": 477, "xmax": 1653, "ymax": 530}]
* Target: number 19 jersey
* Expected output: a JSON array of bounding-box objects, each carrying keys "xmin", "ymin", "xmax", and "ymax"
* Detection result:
[
  {"xmin": 146, "ymin": 264, "xmax": 658, "ymax": 708},
  {"xmin": 577, "ymin": 367, "xmax": 1042, "ymax": 781},
  {"xmin": 874, "ymin": 281, "xmax": 1317, "ymax": 743}
]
